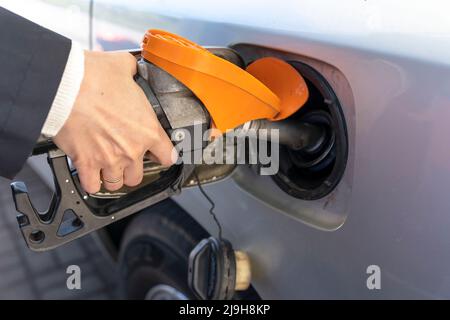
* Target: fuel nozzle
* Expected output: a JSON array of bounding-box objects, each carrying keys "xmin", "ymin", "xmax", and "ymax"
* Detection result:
[{"xmin": 240, "ymin": 117, "xmax": 328, "ymax": 153}]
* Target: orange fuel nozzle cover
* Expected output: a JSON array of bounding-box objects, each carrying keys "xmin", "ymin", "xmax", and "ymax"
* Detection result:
[
  {"xmin": 141, "ymin": 29, "xmax": 308, "ymax": 131},
  {"xmin": 245, "ymin": 57, "xmax": 309, "ymax": 121}
]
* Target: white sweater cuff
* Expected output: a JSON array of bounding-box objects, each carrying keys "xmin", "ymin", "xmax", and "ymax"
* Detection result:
[{"xmin": 41, "ymin": 41, "xmax": 84, "ymax": 137}]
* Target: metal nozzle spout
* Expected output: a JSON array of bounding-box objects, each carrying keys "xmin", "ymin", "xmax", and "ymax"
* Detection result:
[{"xmin": 243, "ymin": 118, "xmax": 327, "ymax": 152}]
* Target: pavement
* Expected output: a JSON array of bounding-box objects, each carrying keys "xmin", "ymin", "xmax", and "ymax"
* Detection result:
[{"xmin": 0, "ymin": 165, "xmax": 120, "ymax": 299}]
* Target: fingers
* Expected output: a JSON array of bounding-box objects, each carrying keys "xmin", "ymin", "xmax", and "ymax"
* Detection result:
[
  {"xmin": 148, "ymin": 128, "xmax": 177, "ymax": 166},
  {"xmin": 77, "ymin": 165, "xmax": 101, "ymax": 194},
  {"xmin": 78, "ymin": 162, "xmax": 143, "ymax": 193},
  {"xmin": 101, "ymin": 166, "xmax": 124, "ymax": 191},
  {"xmin": 123, "ymin": 160, "xmax": 144, "ymax": 187},
  {"xmin": 75, "ymin": 127, "xmax": 175, "ymax": 193},
  {"xmin": 76, "ymin": 138, "xmax": 174, "ymax": 194}
]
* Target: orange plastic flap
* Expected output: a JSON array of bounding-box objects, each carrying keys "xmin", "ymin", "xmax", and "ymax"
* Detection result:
[{"xmin": 141, "ymin": 29, "xmax": 308, "ymax": 131}]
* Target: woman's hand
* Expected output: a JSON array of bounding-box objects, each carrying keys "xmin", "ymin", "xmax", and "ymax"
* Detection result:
[{"xmin": 53, "ymin": 51, "xmax": 175, "ymax": 193}]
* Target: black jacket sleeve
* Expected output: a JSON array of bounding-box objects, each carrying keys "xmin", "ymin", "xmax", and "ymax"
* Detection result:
[{"xmin": 0, "ymin": 7, "xmax": 71, "ymax": 179}]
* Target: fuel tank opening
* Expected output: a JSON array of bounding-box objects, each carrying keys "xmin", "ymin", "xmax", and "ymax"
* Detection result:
[{"xmin": 272, "ymin": 61, "xmax": 348, "ymax": 200}]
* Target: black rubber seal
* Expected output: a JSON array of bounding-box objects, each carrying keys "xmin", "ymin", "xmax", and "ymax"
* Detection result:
[{"xmin": 272, "ymin": 61, "xmax": 348, "ymax": 200}]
